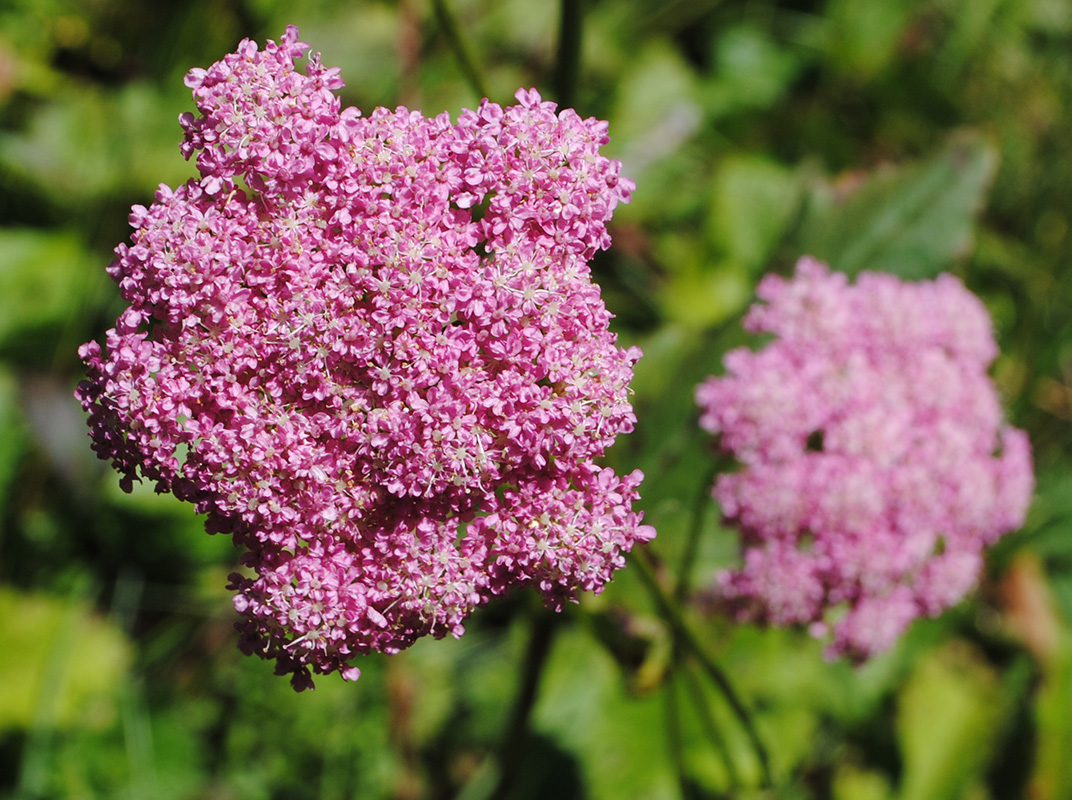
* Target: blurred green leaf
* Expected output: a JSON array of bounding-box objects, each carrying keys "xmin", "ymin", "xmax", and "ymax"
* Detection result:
[
  {"xmin": 704, "ymin": 24, "xmax": 804, "ymax": 116},
  {"xmin": 209, "ymin": 650, "xmax": 399, "ymax": 799},
  {"xmin": 895, "ymin": 643, "xmax": 1005, "ymax": 800},
  {"xmin": 534, "ymin": 625, "xmax": 677, "ymax": 800},
  {"xmin": 0, "ymin": 586, "xmax": 131, "ymax": 732},
  {"xmin": 1008, "ymin": 0, "xmax": 1072, "ymax": 33},
  {"xmin": 628, "ymin": 325, "xmax": 719, "ymax": 500},
  {"xmin": 649, "ymin": 226, "xmax": 753, "ymax": 328},
  {"xmin": 931, "ymin": 0, "xmax": 1005, "ymax": 79},
  {"xmin": 823, "ymin": 0, "xmax": 916, "ymax": 79},
  {"xmin": 796, "ymin": 133, "xmax": 999, "ymax": 278},
  {"xmin": 658, "ymin": 264, "xmax": 752, "ymax": 329},
  {"xmin": 610, "ymin": 41, "xmax": 700, "ymax": 148},
  {"xmin": 834, "ymin": 765, "xmax": 894, "ymax": 800},
  {"xmin": 395, "ymin": 630, "xmax": 468, "ymax": 747},
  {"xmin": 709, "ymin": 155, "xmax": 803, "ymax": 273},
  {"xmin": 1033, "ymin": 637, "xmax": 1072, "ymax": 800},
  {"xmin": 0, "ymin": 227, "xmax": 96, "ymax": 349},
  {"xmin": 610, "ymin": 41, "xmax": 704, "ymax": 202},
  {"xmin": 0, "ymin": 82, "xmax": 195, "ymax": 205},
  {"xmin": 0, "ymin": 367, "xmax": 28, "ymax": 518}
]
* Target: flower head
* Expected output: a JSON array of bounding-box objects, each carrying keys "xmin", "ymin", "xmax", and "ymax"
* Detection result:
[
  {"xmin": 696, "ymin": 257, "xmax": 1033, "ymax": 660},
  {"xmin": 77, "ymin": 27, "xmax": 653, "ymax": 689}
]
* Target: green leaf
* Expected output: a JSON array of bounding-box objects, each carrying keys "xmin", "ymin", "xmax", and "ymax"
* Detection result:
[
  {"xmin": 533, "ymin": 626, "xmax": 677, "ymax": 800},
  {"xmin": 709, "ymin": 155, "xmax": 803, "ymax": 273},
  {"xmin": 0, "ymin": 367, "xmax": 28, "ymax": 518},
  {"xmin": 209, "ymin": 646, "xmax": 398, "ymax": 798},
  {"xmin": 795, "ymin": 133, "xmax": 999, "ymax": 278},
  {"xmin": 649, "ymin": 224, "xmax": 754, "ymax": 328},
  {"xmin": 658, "ymin": 264, "xmax": 753, "ymax": 329},
  {"xmin": 0, "ymin": 586, "xmax": 131, "ymax": 732},
  {"xmin": 896, "ymin": 643, "xmax": 1006, "ymax": 800},
  {"xmin": 607, "ymin": 40, "xmax": 705, "ymax": 221},
  {"xmin": 834, "ymin": 765, "xmax": 894, "ymax": 800},
  {"xmin": 0, "ymin": 82, "xmax": 196, "ymax": 204},
  {"xmin": 609, "ymin": 41, "xmax": 701, "ymax": 149},
  {"xmin": 823, "ymin": 0, "xmax": 917, "ymax": 78},
  {"xmin": 0, "ymin": 227, "xmax": 97, "ymax": 351},
  {"xmin": 703, "ymin": 24, "xmax": 804, "ymax": 117},
  {"xmin": 1033, "ymin": 637, "xmax": 1072, "ymax": 800}
]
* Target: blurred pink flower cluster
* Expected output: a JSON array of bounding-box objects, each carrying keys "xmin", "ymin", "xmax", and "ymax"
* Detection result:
[
  {"xmin": 77, "ymin": 27, "xmax": 652, "ymax": 689},
  {"xmin": 696, "ymin": 257, "xmax": 1033, "ymax": 660}
]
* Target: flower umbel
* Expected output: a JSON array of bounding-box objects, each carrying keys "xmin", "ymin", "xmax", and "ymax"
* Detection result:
[
  {"xmin": 77, "ymin": 27, "xmax": 653, "ymax": 689},
  {"xmin": 696, "ymin": 258, "xmax": 1033, "ymax": 660}
]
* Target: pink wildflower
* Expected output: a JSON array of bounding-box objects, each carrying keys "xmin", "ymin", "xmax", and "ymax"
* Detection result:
[
  {"xmin": 696, "ymin": 257, "xmax": 1033, "ymax": 661},
  {"xmin": 77, "ymin": 27, "xmax": 653, "ymax": 690}
]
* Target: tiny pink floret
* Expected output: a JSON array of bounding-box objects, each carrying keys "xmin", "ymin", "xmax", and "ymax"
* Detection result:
[
  {"xmin": 696, "ymin": 258, "xmax": 1033, "ymax": 661},
  {"xmin": 76, "ymin": 27, "xmax": 652, "ymax": 690}
]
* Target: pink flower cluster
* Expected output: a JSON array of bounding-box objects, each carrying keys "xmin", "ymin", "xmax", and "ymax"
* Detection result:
[
  {"xmin": 77, "ymin": 27, "xmax": 653, "ymax": 689},
  {"xmin": 696, "ymin": 258, "xmax": 1033, "ymax": 660}
]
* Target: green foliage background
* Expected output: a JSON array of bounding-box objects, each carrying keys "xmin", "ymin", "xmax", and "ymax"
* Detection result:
[{"xmin": 1, "ymin": 0, "xmax": 1071, "ymax": 798}]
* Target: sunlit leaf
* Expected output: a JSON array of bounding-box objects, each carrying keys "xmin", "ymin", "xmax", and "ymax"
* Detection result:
[
  {"xmin": 658, "ymin": 264, "xmax": 753, "ymax": 329},
  {"xmin": 833, "ymin": 765, "xmax": 893, "ymax": 800},
  {"xmin": 1032, "ymin": 638, "xmax": 1072, "ymax": 800},
  {"xmin": 896, "ymin": 643, "xmax": 1005, "ymax": 800},
  {"xmin": 0, "ymin": 586, "xmax": 131, "ymax": 732}
]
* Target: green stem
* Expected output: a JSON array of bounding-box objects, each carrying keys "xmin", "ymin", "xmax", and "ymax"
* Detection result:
[
  {"xmin": 488, "ymin": 603, "xmax": 558, "ymax": 800},
  {"xmin": 553, "ymin": 0, "xmax": 584, "ymax": 109},
  {"xmin": 632, "ymin": 547, "xmax": 772, "ymax": 788},
  {"xmin": 665, "ymin": 669, "xmax": 692, "ymax": 798},
  {"xmin": 431, "ymin": 0, "xmax": 491, "ymax": 101},
  {"xmin": 682, "ymin": 658, "xmax": 741, "ymax": 788},
  {"xmin": 673, "ymin": 461, "xmax": 720, "ymax": 604}
]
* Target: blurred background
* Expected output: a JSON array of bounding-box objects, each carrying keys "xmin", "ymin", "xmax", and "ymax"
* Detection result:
[{"xmin": 1, "ymin": 0, "xmax": 1072, "ymax": 797}]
